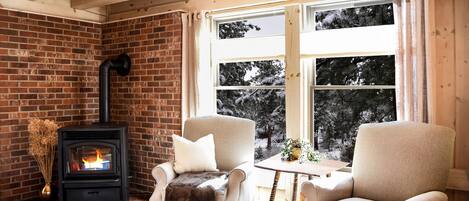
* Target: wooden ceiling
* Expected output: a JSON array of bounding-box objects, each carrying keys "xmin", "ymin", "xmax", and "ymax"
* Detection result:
[
  {"xmin": 0, "ymin": 0, "xmax": 284, "ymax": 22},
  {"xmin": 71, "ymin": 0, "xmax": 128, "ymax": 9},
  {"xmin": 71, "ymin": 0, "xmax": 186, "ymax": 12}
]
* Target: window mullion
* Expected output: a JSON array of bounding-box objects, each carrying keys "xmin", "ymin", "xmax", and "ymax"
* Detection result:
[
  {"xmin": 216, "ymin": 86, "xmax": 285, "ymax": 90},
  {"xmin": 285, "ymin": 5, "xmax": 302, "ymax": 140},
  {"xmin": 313, "ymin": 85, "xmax": 396, "ymax": 90}
]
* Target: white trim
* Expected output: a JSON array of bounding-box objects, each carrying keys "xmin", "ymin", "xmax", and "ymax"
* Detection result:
[
  {"xmin": 216, "ymin": 86, "xmax": 285, "ymax": 90},
  {"xmin": 300, "ymin": 51, "xmax": 395, "ymax": 59},
  {"xmin": 216, "ymin": 56, "xmax": 285, "ymax": 63},
  {"xmin": 300, "ymin": 59, "xmax": 313, "ymax": 142},
  {"xmin": 305, "ymin": 1, "xmax": 397, "ymax": 147},
  {"xmin": 301, "ymin": 25, "xmax": 397, "ymax": 56},
  {"xmin": 209, "ymin": 1, "xmax": 289, "ymax": 18},
  {"xmin": 304, "ymin": 0, "xmax": 393, "ymax": 12},
  {"xmin": 313, "ymin": 85, "xmax": 396, "ymax": 90},
  {"xmin": 213, "ymin": 9, "xmax": 285, "ymax": 22}
]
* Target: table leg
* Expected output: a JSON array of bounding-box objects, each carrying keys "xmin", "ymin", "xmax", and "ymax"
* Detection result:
[
  {"xmin": 308, "ymin": 175, "xmax": 312, "ymax": 180},
  {"xmin": 269, "ymin": 171, "xmax": 280, "ymax": 201},
  {"xmin": 292, "ymin": 173, "xmax": 298, "ymax": 201}
]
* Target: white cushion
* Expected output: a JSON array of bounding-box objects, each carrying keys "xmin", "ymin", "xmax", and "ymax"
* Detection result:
[{"xmin": 172, "ymin": 134, "xmax": 218, "ymax": 174}]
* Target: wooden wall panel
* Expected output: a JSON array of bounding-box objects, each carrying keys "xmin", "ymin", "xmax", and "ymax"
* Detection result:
[
  {"xmin": 432, "ymin": 0, "xmax": 469, "ymax": 200},
  {"xmin": 433, "ymin": 0, "xmax": 456, "ymax": 128},
  {"xmin": 454, "ymin": 0, "xmax": 469, "ymax": 170},
  {"xmin": 454, "ymin": 0, "xmax": 469, "ymax": 199}
]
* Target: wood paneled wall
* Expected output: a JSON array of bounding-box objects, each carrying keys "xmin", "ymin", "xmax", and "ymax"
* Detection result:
[{"xmin": 430, "ymin": 0, "xmax": 469, "ymax": 200}]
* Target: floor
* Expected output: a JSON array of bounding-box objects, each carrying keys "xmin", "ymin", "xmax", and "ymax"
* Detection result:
[
  {"xmin": 129, "ymin": 193, "xmax": 151, "ymax": 201},
  {"xmin": 128, "ymin": 189, "xmax": 287, "ymax": 201},
  {"xmin": 256, "ymin": 187, "xmax": 287, "ymax": 201}
]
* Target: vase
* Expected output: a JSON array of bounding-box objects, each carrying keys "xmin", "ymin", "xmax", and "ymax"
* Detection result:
[
  {"xmin": 292, "ymin": 147, "xmax": 301, "ymax": 160},
  {"xmin": 40, "ymin": 182, "xmax": 51, "ymax": 201}
]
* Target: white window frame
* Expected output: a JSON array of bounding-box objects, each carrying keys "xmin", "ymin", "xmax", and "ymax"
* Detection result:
[
  {"xmin": 208, "ymin": 1, "xmax": 397, "ymax": 196},
  {"xmin": 211, "ymin": 9, "xmax": 290, "ymax": 190},
  {"xmin": 209, "ymin": 0, "xmax": 397, "ymax": 145},
  {"xmin": 211, "ymin": 9, "xmax": 287, "ymax": 115},
  {"xmin": 303, "ymin": 0, "xmax": 397, "ymax": 147}
]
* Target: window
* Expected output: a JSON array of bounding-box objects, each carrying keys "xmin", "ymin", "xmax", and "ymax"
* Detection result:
[
  {"xmin": 313, "ymin": 56, "xmax": 396, "ymax": 162},
  {"xmin": 213, "ymin": 13, "xmax": 286, "ymax": 162},
  {"xmin": 306, "ymin": 2, "xmax": 396, "ymax": 163},
  {"xmin": 218, "ymin": 13, "xmax": 285, "ymax": 39},
  {"xmin": 311, "ymin": 3, "xmax": 394, "ymax": 30},
  {"xmin": 211, "ymin": 0, "xmax": 396, "ymax": 164}
]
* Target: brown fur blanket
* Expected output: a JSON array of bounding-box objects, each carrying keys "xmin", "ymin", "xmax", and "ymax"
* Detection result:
[{"xmin": 165, "ymin": 171, "xmax": 228, "ymax": 201}]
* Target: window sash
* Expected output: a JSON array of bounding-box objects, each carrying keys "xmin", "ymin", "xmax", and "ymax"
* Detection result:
[
  {"xmin": 212, "ymin": 3, "xmax": 397, "ymax": 147},
  {"xmin": 213, "ymin": 25, "xmax": 395, "ymax": 62},
  {"xmin": 304, "ymin": 0, "xmax": 393, "ymax": 32},
  {"xmin": 212, "ymin": 36, "xmax": 285, "ymax": 61},
  {"xmin": 216, "ymin": 86, "xmax": 285, "ymax": 90},
  {"xmin": 313, "ymin": 85, "xmax": 395, "ymax": 90},
  {"xmin": 301, "ymin": 25, "xmax": 396, "ymax": 58}
]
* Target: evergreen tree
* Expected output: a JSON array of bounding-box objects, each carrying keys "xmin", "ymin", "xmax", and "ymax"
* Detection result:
[
  {"xmin": 217, "ymin": 21, "xmax": 286, "ymax": 161},
  {"xmin": 314, "ymin": 3, "xmax": 396, "ymax": 163},
  {"xmin": 217, "ymin": 3, "xmax": 396, "ymax": 163}
]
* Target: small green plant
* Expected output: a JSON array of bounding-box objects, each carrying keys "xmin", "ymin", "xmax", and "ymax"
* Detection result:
[
  {"xmin": 255, "ymin": 147, "xmax": 264, "ymax": 160},
  {"xmin": 281, "ymin": 138, "xmax": 322, "ymax": 163}
]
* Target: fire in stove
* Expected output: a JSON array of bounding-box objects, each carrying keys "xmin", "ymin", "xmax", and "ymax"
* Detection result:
[
  {"xmin": 68, "ymin": 146, "xmax": 113, "ymax": 172},
  {"xmin": 82, "ymin": 149, "xmax": 111, "ymax": 170}
]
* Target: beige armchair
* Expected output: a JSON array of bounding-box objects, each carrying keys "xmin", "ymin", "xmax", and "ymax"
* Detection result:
[
  {"xmin": 149, "ymin": 115, "xmax": 256, "ymax": 201},
  {"xmin": 301, "ymin": 121, "xmax": 455, "ymax": 201}
]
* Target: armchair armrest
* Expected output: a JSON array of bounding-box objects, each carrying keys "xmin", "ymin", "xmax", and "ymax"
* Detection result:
[
  {"xmin": 152, "ymin": 161, "xmax": 177, "ymax": 186},
  {"xmin": 406, "ymin": 191, "xmax": 448, "ymax": 201},
  {"xmin": 149, "ymin": 161, "xmax": 177, "ymax": 201},
  {"xmin": 226, "ymin": 161, "xmax": 254, "ymax": 201},
  {"xmin": 301, "ymin": 171, "xmax": 353, "ymax": 201}
]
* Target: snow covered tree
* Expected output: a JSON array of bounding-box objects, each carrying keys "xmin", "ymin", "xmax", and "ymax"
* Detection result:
[
  {"xmin": 313, "ymin": 3, "xmax": 396, "ymax": 163},
  {"xmin": 217, "ymin": 21, "xmax": 286, "ymax": 161}
]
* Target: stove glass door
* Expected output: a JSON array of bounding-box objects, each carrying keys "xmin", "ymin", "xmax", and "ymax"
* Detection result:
[{"xmin": 67, "ymin": 143, "xmax": 116, "ymax": 175}]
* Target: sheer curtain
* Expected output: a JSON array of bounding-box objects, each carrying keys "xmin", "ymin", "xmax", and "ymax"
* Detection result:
[
  {"xmin": 394, "ymin": 0, "xmax": 428, "ymax": 122},
  {"xmin": 181, "ymin": 11, "xmax": 214, "ymax": 123}
]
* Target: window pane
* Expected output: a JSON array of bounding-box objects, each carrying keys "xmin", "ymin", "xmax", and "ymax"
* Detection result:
[
  {"xmin": 315, "ymin": 3, "xmax": 394, "ymax": 30},
  {"xmin": 218, "ymin": 14, "xmax": 285, "ymax": 39},
  {"xmin": 316, "ymin": 55, "xmax": 395, "ymax": 86},
  {"xmin": 313, "ymin": 89, "xmax": 396, "ymax": 163},
  {"xmin": 220, "ymin": 60, "xmax": 285, "ymax": 86},
  {"xmin": 217, "ymin": 89, "xmax": 286, "ymax": 162}
]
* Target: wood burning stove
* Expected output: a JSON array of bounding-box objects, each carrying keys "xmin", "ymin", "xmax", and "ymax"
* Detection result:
[
  {"xmin": 58, "ymin": 53, "xmax": 131, "ymax": 201},
  {"xmin": 58, "ymin": 125, "xmax": 128, "ymax": 201}
]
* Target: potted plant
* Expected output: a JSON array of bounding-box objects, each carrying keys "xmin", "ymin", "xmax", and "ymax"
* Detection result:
[
  {"xmin": 28, "ymin": 119, "xmax": 59, "ymax": 201},
  {"xmin": 280, "ymin": 138, "xmax": 321, "ymax": 163}
]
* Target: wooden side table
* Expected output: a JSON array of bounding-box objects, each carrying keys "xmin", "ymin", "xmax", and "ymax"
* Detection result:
[{"xmin": 255, "ymin": 154, "xmax": 348, "ymax": 201}]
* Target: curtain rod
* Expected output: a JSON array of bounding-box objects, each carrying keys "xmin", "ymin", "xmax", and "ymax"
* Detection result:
[{"xmin": 207, "ymin": 0, "xmax": 392, "ymax": 17}]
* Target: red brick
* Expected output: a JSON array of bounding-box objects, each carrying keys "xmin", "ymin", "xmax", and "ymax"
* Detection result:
[
  {"xmin": 0, "ymin": 8, "xmax": 101, "ymax": 200},
  {"xmin": 0, "ymin": 8, "xmax": 183, "ymax": 198},
  {"xmin": 103, "ymin": 11, "xmax": 182, "ymax": 193}
]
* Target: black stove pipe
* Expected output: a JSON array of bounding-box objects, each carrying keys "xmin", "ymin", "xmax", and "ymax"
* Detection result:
[{"xmin": 99, "ymin": 53, "xmax": 131, "ymax": 123}]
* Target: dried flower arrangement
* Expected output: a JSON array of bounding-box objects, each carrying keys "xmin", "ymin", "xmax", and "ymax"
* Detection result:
[{"xmin": 28, "ymin": 119, "xmax": 59, "ymax": 186}]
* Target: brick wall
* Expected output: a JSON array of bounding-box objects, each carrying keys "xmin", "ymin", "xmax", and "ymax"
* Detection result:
[
  {"xmin": 102, "ymin": 13, "xmax": 182, "ymax": 193},
  {"xmin": 0, "ymin": 9, "xmax": 182, "ymax": 199},
  {"xmin": 0, "ymin": 9, "xmax": 102, "ymax": 200}
]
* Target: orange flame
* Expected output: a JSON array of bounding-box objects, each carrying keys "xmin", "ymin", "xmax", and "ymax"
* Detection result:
[{"xmin": 82, "ymin": 149, "xmax": 105, "ymax": 169}]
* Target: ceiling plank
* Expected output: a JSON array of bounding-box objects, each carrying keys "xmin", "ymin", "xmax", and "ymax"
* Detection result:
[
  {"xmin": 0, "ymin": 0, "xmax": 106, "ymax": 22},
  {"xmin": 108, "ymin": 0, "xmax": 186, "ymax": 14},
  {"xmin": 107, "ymin": 1, "xmax": 185, "ymax": 21},
  {"xmin": 71, "ymin": 0, "xmax": 130, "ymax": 9}
]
